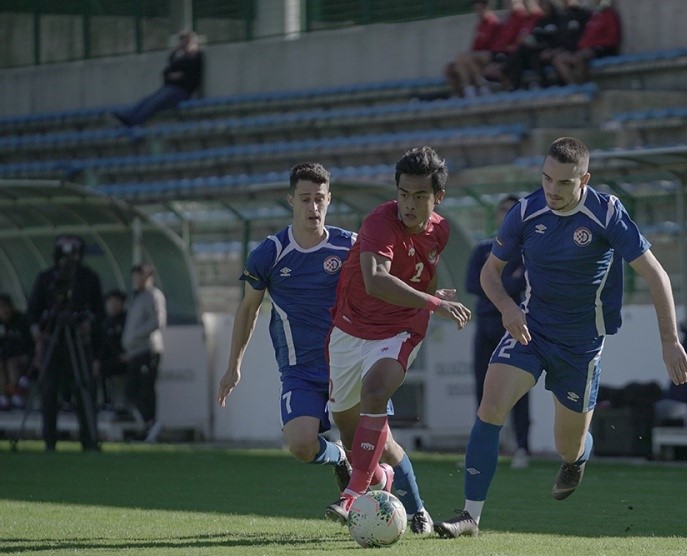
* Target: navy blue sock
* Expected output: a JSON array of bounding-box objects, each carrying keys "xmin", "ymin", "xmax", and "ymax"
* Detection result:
[
  {"xmin": 392, "ymin": 454, "xmax": 423, "ymax": 515},
  {"xmin": 310, "ymin": 436, "xmax": 343, "ymax": 465},
  {"xmin": 464, "ymin": 417, "xmax": 502, "ymax": 501},
  {"xmin": 573, "ymin": 431, "xmax": 593, "ymax": 465}
]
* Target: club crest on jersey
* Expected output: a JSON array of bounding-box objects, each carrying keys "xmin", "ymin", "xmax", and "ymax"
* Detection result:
[
  {"xmin": 573, "ymin": 227, "xmax": 592, "ymax": 247},
  {"xmin": 323, "ymin": 255, "xmax": 342, "ymax": 274},
  {"xmin": 428, "ymin": 249, "xmax": 438, "ymax": 264},
  {"xmin": 408, "ymin": 246, "xmax": 415, "ymax": 257}
]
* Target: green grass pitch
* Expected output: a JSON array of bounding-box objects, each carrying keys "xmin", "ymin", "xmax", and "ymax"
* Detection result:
[{"xmin": 1, "ymin": 441, "xmax": 685, "ymax": 555}]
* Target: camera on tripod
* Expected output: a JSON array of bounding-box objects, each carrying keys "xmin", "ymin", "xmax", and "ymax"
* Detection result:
[
  {"xmin": 13, "ymin": 234, "xmax": 103, "ymax": 451},
  {"xmin": 40, "ymin": 235, "xmax": 91, "ymax": 334}
]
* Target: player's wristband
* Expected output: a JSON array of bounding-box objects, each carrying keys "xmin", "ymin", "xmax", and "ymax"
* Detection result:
[{"xmin": 424, "ymin": 295, "xmax": 442, "ymax": 312}]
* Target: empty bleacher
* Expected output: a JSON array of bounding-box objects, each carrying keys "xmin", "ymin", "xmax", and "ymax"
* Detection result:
[{"xmin": 2, "ymin": 47, "xmax": 686, "ymax": 310}]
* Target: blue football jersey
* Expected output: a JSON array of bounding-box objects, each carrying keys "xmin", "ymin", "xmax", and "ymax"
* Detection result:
[
  {"xmin": 492, "ymin": 186, "xmax": 650, "ymax": 345},
  {"xmin": 241, "ymin": 225, "xmax": 356, "ymax": 380}
]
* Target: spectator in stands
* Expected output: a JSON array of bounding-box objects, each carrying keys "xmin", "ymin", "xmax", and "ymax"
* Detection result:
[
  {"xmin": 525, "ymin": 0, "xmax": 591, "ymax": 87},
  {"xmin": 95, "ymin": 290, "xmax": 127, "ymax": 410},
  {"xmin": 0, "ymin": 294, "xmax": 33, "ymax": 410},
  {"xmin": 552, "ymin": 0, "xmax": 621, "ymax": 85},
  {"xmin": 444, "ymin": 0, "xmax": 502, "ymax": 98},
  {"xmin": 122, "ymin": 263, "xmax": 166, "ymax": 443},
  {"xmin": 112, "ymin": 30, "xmax": 203, "ymax": 127},
  {"xmin": 481, "ymin": 0, "xmax": 543, "ymax": 90},
  {"xmin": 465, "ymin": 195, "xmax": 530, "ymax": 468},
  {"xmin": 500, "ymin": 0, "xmax": 565, "ymax": 90}
]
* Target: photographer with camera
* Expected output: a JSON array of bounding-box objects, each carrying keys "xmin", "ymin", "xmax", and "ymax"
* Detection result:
[{"xmin": 26, "ymin": 235, "xmax": 105, "ymax": 452}]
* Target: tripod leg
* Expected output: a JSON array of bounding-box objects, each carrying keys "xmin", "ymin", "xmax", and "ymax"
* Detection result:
[
  {"xmin": 11, "ymin": 321, "xmax": 64, "ymax": 451},
  {"xmin": 64, "ymin": 325, "xmax": 100, "ymax": 449}
]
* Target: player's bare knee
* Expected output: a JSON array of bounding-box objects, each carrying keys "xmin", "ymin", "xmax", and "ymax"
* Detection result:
[
  {"xmin": 288, "ymin": 438, "xmax": 318, "ymax": 463},
  {"xmin": 477, "ymin": 401, "xmax": 509, "ymax": 426},
  {"xmin": 382, "ymin": 437, "xmax": 404, "ymax": 466}
]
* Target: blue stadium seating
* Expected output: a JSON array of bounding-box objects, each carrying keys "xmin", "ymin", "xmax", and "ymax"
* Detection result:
[
  {"xmin": 0, "ymin": 85, "xmax": 595, "ymax": 155},
  {"xmin": 0, "ymin": 124, "xmax": 528, "ymax": 180}
]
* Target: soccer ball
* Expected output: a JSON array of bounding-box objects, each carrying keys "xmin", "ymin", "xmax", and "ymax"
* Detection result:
[{"xmin": 347, "ymin": 490, "xmax": 407, "ymax": 548}]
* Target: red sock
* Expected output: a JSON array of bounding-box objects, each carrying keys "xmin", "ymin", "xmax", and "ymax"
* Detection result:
[{"xmin": 345, "ymin": 414, "xmax": 388, "ymax": 496}]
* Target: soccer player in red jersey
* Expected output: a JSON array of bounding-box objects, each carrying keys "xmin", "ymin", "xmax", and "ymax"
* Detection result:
[{"xmin": 324, "ymin": 146, "xmax": 471, "ymax": 533}]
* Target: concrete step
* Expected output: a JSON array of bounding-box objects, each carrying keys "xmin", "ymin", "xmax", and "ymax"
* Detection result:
[{"xmin": 591, "ymin": 89, "xmax": 687, "ymax": 125}]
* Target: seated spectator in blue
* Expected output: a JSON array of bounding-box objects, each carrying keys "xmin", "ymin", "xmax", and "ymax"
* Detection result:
[
  {"xmin": 112, "ymin": 30, "xmax": 203, "ymax": 126},
  {"xmin": 552, "ymin": 0, "xmax": 621, "ymax": 85},
  {"xmin": 0, "ymin": 293, "xmax": 33, "ymax": 410}
]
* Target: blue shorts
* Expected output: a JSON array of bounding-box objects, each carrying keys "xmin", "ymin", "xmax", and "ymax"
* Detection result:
[
  {"xmin": 280, "ymin": 373, "xmax": 331, "ymax": 433},
  {"xmin": 489, "ymin": 332, "xmax": 604, "ymax": 413}
]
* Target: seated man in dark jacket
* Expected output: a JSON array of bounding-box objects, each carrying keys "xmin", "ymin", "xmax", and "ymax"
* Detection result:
[{"xmin": 112, "ymin": 30, "xmax": 204, "ymax": 126}]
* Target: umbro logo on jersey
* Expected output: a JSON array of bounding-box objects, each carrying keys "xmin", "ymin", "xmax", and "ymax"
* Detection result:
[
  {"xmin": 573, "ymin": 227, "xmax": 593, "ymax": 247},
  {"xmin": 428, "ymin": 248, "xmax": 438, "ymax": 264},
  {"xmin": 360, "ymin": 442, "xmax": 375, "ymax": 451},
  {"xmin": 535, "ymin": 224, "xmax": 547, "ymax": 234},
  {"xmin": 567, "ymin": 391, "xmax": 579, "ymax": 403},
  {"xmin": 242, "ymin": 269, "xmax": 259, "ymax": 281},
  {"xmin": 279, "ymin": 267, "xmax": 292, "ymax": 277}
]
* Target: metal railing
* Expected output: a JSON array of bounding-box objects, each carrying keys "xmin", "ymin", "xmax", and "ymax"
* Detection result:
[{"xmin": 0, "ymin": 0, "xmax": 478, "ymax": 68}]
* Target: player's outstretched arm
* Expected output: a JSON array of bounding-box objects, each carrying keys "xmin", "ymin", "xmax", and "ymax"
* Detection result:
[
  {"xmin": 629, "ymin": 251, "xmax": 687, "ymax": 385},
  {"xmin": 481, "ymin": 253, "xmax": 530, "ymax": 345},
  {"xmin": 360, "ymin": 251, "xmax": 470, "ymax": 328},
  {"xmin": 217, "ymin": 284, "xmax": 266, "ymax": 406}
]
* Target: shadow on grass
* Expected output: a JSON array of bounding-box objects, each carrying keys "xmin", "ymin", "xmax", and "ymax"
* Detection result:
[
  {"xmin": 0, "ymin": 532, "xmax": 355, "ymax": 553},
  {"xmin": 1, "ymin": 442, "xmax": 685, "ymax": 539}
]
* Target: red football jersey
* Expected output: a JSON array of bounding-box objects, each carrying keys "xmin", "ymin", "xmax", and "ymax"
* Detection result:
[{"xmin": 332, "ymin": 201, "xmax": 450, "ymax": 340}]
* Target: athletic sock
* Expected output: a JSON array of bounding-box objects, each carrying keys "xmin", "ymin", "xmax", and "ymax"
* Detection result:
[
  {"xmin": 464, "ymin": 417, "xmax": 502, "ymax": 509},
  {"xmin": 369, "ymin": 464, "xmax": 387, "ymax": 490},
  {"xmin": 573, "ymin": 431, "xmax": 593, "ymax": 466},
  {"xmin": 310, "ymin": 436, "xmax": 344, "ymax": 465},
  {"xmin": 347, "ymin": 414, "xmax": 388, "ymax": 495},
  {"xmin": 464, "ymin": 500, "xmax": 484, "ymax": 524},
  {"xmin": 392, "ymin": 453, "xmax": 423, "ymax": 516}
]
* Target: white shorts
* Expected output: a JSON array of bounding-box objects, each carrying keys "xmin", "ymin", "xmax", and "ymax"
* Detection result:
[{"xmin": 327, "ymin": 326, "xmax": 422, "ymax": 413}]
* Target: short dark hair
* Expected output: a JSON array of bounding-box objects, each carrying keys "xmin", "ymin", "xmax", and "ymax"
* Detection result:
[
  {"xmin": 547, "ymin": 137, "xmax": 590, "ymax": 175},
  {"xmin": 104, "ymin": 289, "xmax": 126, "ymax": 302},
  {"xmin": 394, "ymin": 146, "xmax": 448, "ymax": 194},
  {"xmin": 289, "ymin": 162, "xmax": 330, "ymax": 191},
  {"xmin": 131, "ymin": 263, "xmax": 155, "ymax": 278}
]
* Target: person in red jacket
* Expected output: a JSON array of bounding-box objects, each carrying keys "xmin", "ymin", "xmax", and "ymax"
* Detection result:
[
  {"xmin": 552, "ymin": 0, "xmax": 621, "ymax": 85},
  {"xmin": 482, "ymin": 0, "xmax": 544, "ymax": 89},
  {"xmin": 444, "ymin": 0, "xmax": 502, "ymax": 97}
]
